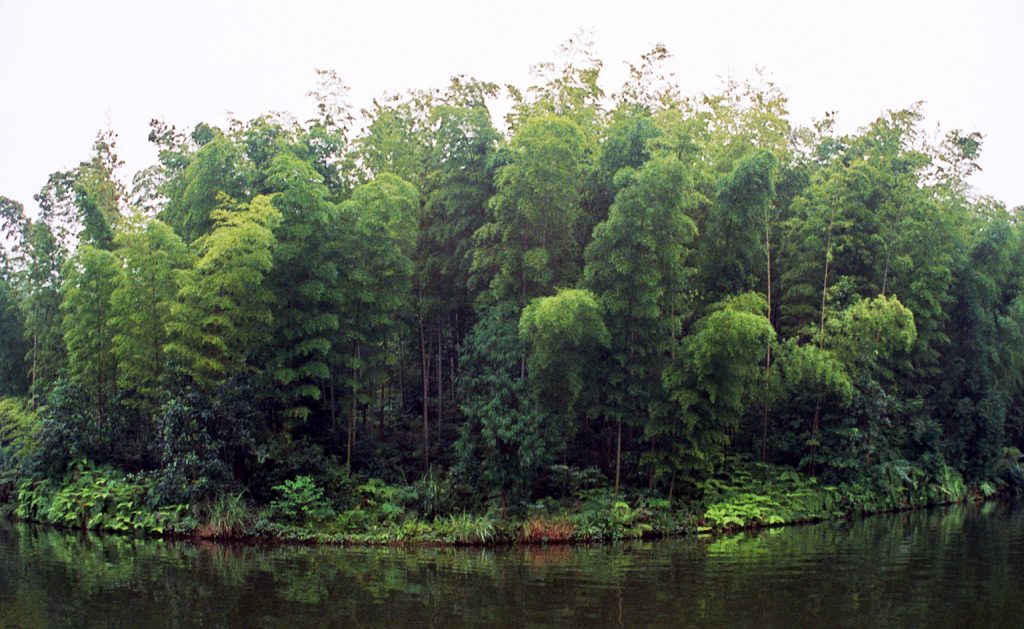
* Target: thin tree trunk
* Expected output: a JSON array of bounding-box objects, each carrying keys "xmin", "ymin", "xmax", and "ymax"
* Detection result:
[
  {"xmin": 819, "ymin": 208, "xmax": 837, "ymax": 343},
  {"xmin": 648, "ymin": 439, "xmax": 656, "ymax": 490},
  {"xmin": 347, "ymin": 389, "xmax": 357, "ymax": 474},
  {"xmin": 762, "ymin": 202, "xmax": 773, "ymax": 462},
  {"xmin": 31, "ymin": 333, "xmax": 38, "ymax": 409},
  {"xmin": 437, "ymin": 324, "xmax": 443, "ymax": 436},
  {"xmin": 378, "ymin": 381, "xmax": 386, "ymax": 437},
  {"xmin": 420, "ymin": 315, "xmax": 430, "ymax": 473},
  {"xmin": 329, "ymin": 372, "xmax": 337, "ymax": 430},
  {"xmin": 397, "ymin": 334, "xmax": 405, "ymax": 416},
  {"xmin": 614, "ymin": 417, "xmax": 623, "ymax": 494},
  {"xmin": 810, "ymin": 208, "xmax": 837, "ymax": 473}
]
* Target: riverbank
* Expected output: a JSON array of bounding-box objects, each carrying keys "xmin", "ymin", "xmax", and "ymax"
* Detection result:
[{"xmin": 3, "ymin": 459, "xmax": 1011, "ymax": 547}]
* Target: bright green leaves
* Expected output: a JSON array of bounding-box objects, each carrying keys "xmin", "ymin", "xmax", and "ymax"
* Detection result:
[
  {"xmin": 61, "ymin": 246, "xmax": 122, "ymax": 415},
  {"xmin": 826, "ymin": 295, "xmax": 916, "ymax": 380},
  {"xmin": 478, "ymin": 114, "xmax": 588, "ymax": 306},
  {"xmin": 520, "ymin": 288, "xmax": 609, "ymax": 432},
  {"xmin": 165, "ymin": 196, "xmax": 280, "ymax": 389},
  {"xmin": 161, "ymin": 133, "xmax": 249, "ymax": 243},
  {"xmin": 109, "ymin": 216, "xmax": 190, "ymax": 410},
  {"xmin": 660, "ymin": 293, "xmax": 776, "ymax": 484},
  {"xmin": 265, "ymin": 152, "xmax": 342, "ymax": 420}
]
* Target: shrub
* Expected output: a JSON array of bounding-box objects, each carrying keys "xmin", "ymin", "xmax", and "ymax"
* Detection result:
[
  {"xmin": 198, "ymin": 492, "xmax": 254, "ymax": 538},
  {"xmin": 435, "ymin": 513, "xmax": 496, "ymax": 544},
  {"xmin": 572, "ymin": 490, "xmax": 652, "ymax": 541},
  {"xmin": 268, "ymin": 475, "xmax": 334, "ymax": 524},
  {"xmin": 14, "ymin": 461, "xmax": 190, "ymax": 534},
  {"xmin": 0, "ymin": 397, "xmax": 38, "ymax": 483}
]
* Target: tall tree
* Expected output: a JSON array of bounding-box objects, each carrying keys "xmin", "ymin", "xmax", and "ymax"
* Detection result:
[
  {"xmin": 334, "ymin": 174, "xmax": 418, "ymax": 471},
  {"xmin": 161, "ymin": 132, "xmax": 250, "ymax": 243},
  {"xmin": 474, "ymin": 114, "xmax": 587, "ymax": 307},
  {"xmin": 165, "ymin": 196, "xmax": 280, "ymax": 389},
  {"xmin": 583, "ymin": 154, "xmax": 698, "ymax": 492},
  {"xmin": 264, "ymin": 152, "xmax": 343, "ymax": 420},
  {"xmin": 109, "ymin": 215, "xmax": 190, "ymax": 410},
  {"xmin": 61, "ymin": 245, "xmax": 122, "ymax": 416},
  {"xmin": 662, "ymin": 293, "xmax": 775, "ymax": 487},
  {"xmin": 519, "ymin": 288, "xmax": 609, "ymax": 451}
]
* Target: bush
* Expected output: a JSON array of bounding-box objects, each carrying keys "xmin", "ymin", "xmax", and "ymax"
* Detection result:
[
  {"xmin": 153, "ymin": 378, "xmax": 258, "ymax": 505},
  {"xmin": 198, "ymin": 492, "xmax": 254, "ymax": 538},
  {"xmin": 571, "ymin": 490, "xmax": 652, "ymax": 541},
  {"xmin": 0, "ymin": 397, "xmax": 38, "ymax": 483},
  {"xmin": 14, "ymin": 460, "xmax": 190, "ymax": 534},
  {"xmin": 435, "ymin": 513, "xmax": 496, "ymax": 544},
  {"xmin": 267, "ymin": 475, "xmax": 334, "ymax": 524}
]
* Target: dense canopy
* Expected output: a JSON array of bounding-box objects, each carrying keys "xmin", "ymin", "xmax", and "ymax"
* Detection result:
[{"xmin": 1, "ymin": 41, "xmax": 1021, "ymax": 525}]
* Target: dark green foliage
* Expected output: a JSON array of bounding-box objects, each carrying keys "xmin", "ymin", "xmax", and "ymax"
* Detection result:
[
  {"xmin": 0, "ymin": 279, "xmax": 29, "ymax": 397},
  {"xmin": 161, "ymin": 132, "xmax": 250, "ymax": 243},
  {"xmin": 456, "ymin": 303, "xmax": 545, "ymax": 505},
  {"xmin": 1, "ymin": 54, "xmax": 1019, "ymax": 537},
  {"xmin": 698, "ymin": 149, "xmax": 778, "ymax": 304},
  {"xmin": 268, "ymin": 475, "xmax": 334, "ymax": 524},
  {"xmin": 32, "ymin": 381, "xmax": 155, "ymax": 479},
  {"xmin": 154, "ymin": 378, "xmax": 258, "ymax": 505}
]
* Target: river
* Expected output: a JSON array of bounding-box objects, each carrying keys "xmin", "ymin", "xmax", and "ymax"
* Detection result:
[{"xmin": 1, "ymin": 501, "xmax": 1022, "ymax": 627}]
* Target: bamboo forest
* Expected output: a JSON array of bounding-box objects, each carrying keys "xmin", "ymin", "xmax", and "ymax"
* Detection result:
[{"xmin": 2, "ymin": 43, "xmax": 1023, "ymax": 544}]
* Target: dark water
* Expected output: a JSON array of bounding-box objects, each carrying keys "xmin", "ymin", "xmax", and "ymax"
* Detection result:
[{"xmin": 1, "ymin": 501, "xmax": 1022, "ymax": 628}]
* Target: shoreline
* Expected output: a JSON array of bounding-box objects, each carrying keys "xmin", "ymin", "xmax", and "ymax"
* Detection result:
[{"xmin": 2, "ymin": 487, "xmax": 1005, "ymax": 549}]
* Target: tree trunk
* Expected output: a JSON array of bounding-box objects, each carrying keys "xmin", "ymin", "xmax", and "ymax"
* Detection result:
[
  {"xmin": 437, "ymin": 324, "xmax": 443, "ymax": 436},
  {"xmin": 614, "ymin": 417, "xmax": 623, "ymax": 494},
  {"xmin": 420, "ymin": 315, "xmax": 430, "ymax": 473},
  {"xmin": 762, "ymin": 200, "xmax": 773, "ymax": 461}
]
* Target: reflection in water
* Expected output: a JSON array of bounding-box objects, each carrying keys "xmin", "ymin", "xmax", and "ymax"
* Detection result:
[{"xmin": 1, "ymin": 502, "xmax": 1022, "ymax": 627}]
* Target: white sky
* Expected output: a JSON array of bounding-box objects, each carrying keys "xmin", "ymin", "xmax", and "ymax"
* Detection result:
[{"xmin": 1, "ymin": 0, "xmax": 1021, "ymax": 215}]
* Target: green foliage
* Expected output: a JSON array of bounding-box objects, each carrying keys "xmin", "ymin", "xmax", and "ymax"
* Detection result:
[
  {"xmin": 14, "ymin": 462, "xmax": 190, "ymax": 534},
  {"xmin": 698, "ymin": 149, "xmax": 778, "ymax": 303},
  {"xmin": 161, "ymin": 132, "xmax": 250, "ymax": 243},
  {"xmin": 584, "ymin": 153, "xmax": 699, "ymax": 490},
  {"xmin": 3, "ymin": 52, "xmax": 1021, "ymax": 545},
  {"xmin": 18, "ymin": 220, "xmax": 67, "ymax": 404},
  {"xmin": 110, "ymin": 216, "xmax": 190, "ymax": 410},
  {"xmin": 661, "ymin": 294, "xmax": 775, "ymax": 484},
  {"xmin": 434, "ymin": 513, "xmax": 497, "ymax": 544},
  {"xmin": 154, "ymin": 378, "xmax": 258, "ymax": 504},
  {"xmin": 456, "ymin": 304, "xmax": 545, "ymax": 503},
  {"xmin": 199, "ymin": 492, "xmax": 254, "ymax": 538},
  {"xmin": 268, "ymin": 475, "xmax": 334, "ymax": 524},
  {"xmin": 0, "ymin": 397, "xmax": 38, "ymax": 479},
  {"xmin": 264, "ymin": 152, "xmax": 343, "ymax": 419},
  {"xmin": 61, "ymin": 245, "xmax": 122, "ymax": 415},
  {"xmin": 165, "ymin": 196, "xmax": 280, "ymax": 388},
  {"xmin": 475, "ymin": 114, "xmax": 588, "ymax": 305},
  {"xmin": 571, "ymin": 491, "xmax": 654, "ymax": 541},
  {"xmin": 520, "ymin": 288, "xmax": 608, "ymax": 438},
  {"xmin": 0, "ymin": 276, "xmax": 29, "ymax": 397}
]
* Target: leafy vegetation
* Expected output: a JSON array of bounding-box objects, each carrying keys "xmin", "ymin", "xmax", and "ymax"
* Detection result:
[{"xmin": 1, "ymin": 37, "xmax": 1022, "ymax": 544}]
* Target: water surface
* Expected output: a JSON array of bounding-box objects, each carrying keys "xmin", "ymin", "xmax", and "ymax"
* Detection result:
[{"xmin": 2, "ymin": 501, "xmax": 1022, "ymax": 627}]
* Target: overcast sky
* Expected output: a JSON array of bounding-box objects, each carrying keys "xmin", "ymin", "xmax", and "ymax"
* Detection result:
[{"xmin": 1, "ymin": 0, "xmax": 1021, "ymax": 215}]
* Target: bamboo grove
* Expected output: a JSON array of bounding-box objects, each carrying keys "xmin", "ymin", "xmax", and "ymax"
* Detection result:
[{"xmin": 1, "ymin": 42, "xmax": 1022, "ymax": 511}]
